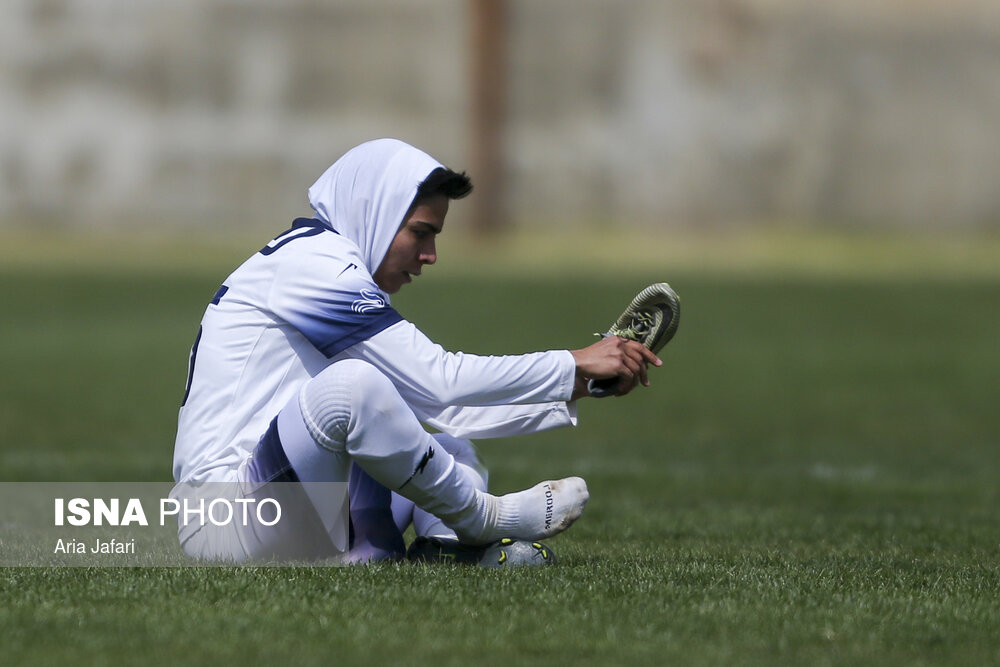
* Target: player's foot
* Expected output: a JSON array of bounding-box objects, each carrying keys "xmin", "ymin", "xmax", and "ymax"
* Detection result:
[
  {"xmin": 406, "ymin": 536, "xmax": 557, "ymax": 568},
  {"xmin": 452, "ymin": 476, "xmax": 589, "ymax": 545},
  {"xmin": 494, "ymin": 476, "xmax": 589, "ymax": 540}
]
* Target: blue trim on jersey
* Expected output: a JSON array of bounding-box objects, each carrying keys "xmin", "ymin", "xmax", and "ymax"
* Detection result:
[
  {"xmin": 181, "ymin": 325, "xmax": 202, "ymax": 407},
  {"xmin": 260, "ymin": 219, "xmax": 335, "ymax": 256},
  {"xmin": 260, "ymin": 226, "xmax": 326, "ymax": 255},
  {"xmin": 210, "ymin": 284, "xmax": 229, "ymax": 305},
  {"xmin": 309, "ymin": 307, "xmax": 404, "ymax": 358},
  {"xmin": 291, "ymin": 217, "xmax": 336, "ymax": 232},
  {"xmin": 259, "ymin": 217, "xmax": 398, "ymax": 358}
]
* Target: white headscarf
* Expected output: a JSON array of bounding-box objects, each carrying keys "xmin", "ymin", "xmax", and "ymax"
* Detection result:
[{"xmin": 307, "ymin": 138, "xmax": 444, "ymax": 275}]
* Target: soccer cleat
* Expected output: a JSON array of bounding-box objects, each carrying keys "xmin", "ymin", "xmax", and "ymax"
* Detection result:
[
  {"xmin": 405, "ymin": 536, "xmax": 557, "ymax": 568},
  {"xmin": 405, "ymin": 536, "xmax": 486, "ymax": 565},
  {"xmin": 588, "ymin": 282, "xmax": 680, "ymax": 398}
]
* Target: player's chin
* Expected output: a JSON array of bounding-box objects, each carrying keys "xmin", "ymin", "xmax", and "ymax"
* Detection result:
[
  {"xmin": 395, "ymin": 271, "xmax": 416, "ymax": 291},
  {"xmin": 381, "ymin": 271, "xmax": 415, "ymax": 294},
  {"xmin": 383, "ymin": 278, "xmax": 406, "ymax": 295}
]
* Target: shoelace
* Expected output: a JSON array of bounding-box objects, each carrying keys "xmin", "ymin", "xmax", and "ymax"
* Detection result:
[{"xmin": 613, "ymin": 309, "xmax": 655, "ymax": 341}]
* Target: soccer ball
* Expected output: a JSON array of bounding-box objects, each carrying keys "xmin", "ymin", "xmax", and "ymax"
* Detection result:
[{"xmin": 478, "ymin": 538, "xmax": 557, "ymax": 568}]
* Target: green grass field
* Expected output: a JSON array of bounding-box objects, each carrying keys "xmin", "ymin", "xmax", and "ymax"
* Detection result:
[{"xmin": 1, "ymin": 230, "xmax": 999, "ymax": 665}]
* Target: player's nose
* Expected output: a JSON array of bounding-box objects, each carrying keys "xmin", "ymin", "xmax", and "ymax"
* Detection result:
[{"xmin": 420, "ymin": 241, "xmax": 437, "ymax": 265}]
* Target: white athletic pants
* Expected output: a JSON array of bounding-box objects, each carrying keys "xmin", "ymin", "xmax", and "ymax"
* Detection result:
[{"xmin": 187, "ymin": 359, "xmax": 489, "ymax": 563}]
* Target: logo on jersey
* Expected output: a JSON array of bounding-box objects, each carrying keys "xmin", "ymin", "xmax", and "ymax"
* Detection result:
[{"xmin": 351, "ymin": 289, "xmax": 386, "ymax": 314}]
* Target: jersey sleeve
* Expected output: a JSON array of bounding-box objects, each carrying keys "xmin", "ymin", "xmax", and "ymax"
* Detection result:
[
  {"xmin": 266, "ymin": 240, "xmax": 403, "ymax": 358},
  {"xmin": 343, "ymin": 319, "xmax": 577, "ymax": 407},
  {"xmin": 409, "ymin": 401, "xmax": 578, "ymax": 439}
]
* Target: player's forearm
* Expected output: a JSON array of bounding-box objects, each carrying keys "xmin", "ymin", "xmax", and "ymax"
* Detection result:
[
  {"xmin": 411, "ymin": 401, "xmax": 578, "ymax": 439},
  {"xmin": 345, "ymin": 320, "xmax": 576, "ymax": 407}
]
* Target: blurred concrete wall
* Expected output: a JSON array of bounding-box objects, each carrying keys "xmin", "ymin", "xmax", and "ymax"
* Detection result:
[{"xmin": 2, "ymin": 0, "xmax": 998, "ymax": 230}]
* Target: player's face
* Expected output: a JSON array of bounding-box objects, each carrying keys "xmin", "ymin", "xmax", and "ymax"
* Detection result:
[{"xmin": 374, "ymin": 194, "xmax": 449, "ymax": 294}]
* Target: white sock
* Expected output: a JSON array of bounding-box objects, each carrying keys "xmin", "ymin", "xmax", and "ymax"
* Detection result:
[{"xmin": 446, "ymin": 477, "xmax": 589, "ymax": 545}]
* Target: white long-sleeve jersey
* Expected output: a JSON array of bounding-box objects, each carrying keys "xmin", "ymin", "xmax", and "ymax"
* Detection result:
[{"xmin": 173, "ymin": 220, "xmax": 577, "ymax": 483}]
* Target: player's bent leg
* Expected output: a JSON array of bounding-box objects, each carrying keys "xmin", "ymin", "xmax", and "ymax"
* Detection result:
[
  {"xmin": 401, "ymin": 439, "xmax": 562, "ymax": 569},
  {"xmin": 344, "ymin": 464, "xmax": 405, "ymax": 563},
  {"xmin": 408, "ymin": 434, "xmax": 488, "ymax": 540},
  {"xmin": 299, "ymin": 359, "xmax": 590, "ymax": 545},
  {"xmin": 398, "ymin": 436, "xmax": 557, "ymax": 568},
  {"xmin": 390, "ymin": 433, "xmax": 487, "ymax": 538}
]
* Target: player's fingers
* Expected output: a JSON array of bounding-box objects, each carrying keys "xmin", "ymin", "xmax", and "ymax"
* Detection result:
[
  {"xmin": 615, "ymin": 342, "xmax": 655, "ymax": 393},
  {"xmin": 618, "ymin": 353, "xmax": 644, "ymax": 389},
  {"xmin": 616, "ymin": 372, "xmax": 640, "ymax": 396},
  {"xmin": 603, "ymin": 339, "xmax": 655, "ymax": 390},
  {"xmin": 621, "ymin": 345, "xmax": 651, "ymax": 378},
  {"xmin": 628, "ymin": 340, "xmax": 661, "ymax": 367},
  {"xmin": 622, "ymin": 344, "xmax": 649, "ymax": 367},
  {"xmin": 623, "ymin": 340, "xmax": 663, "ymax": 366},
  {"xmin": 619, "ymin": 352, "xmax": 641, "ymax": 378}
]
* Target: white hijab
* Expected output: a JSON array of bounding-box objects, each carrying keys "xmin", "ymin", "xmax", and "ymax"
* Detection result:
[{"xmin": 307, "ymin": 138, "xmax": 444, "ymax": 275}]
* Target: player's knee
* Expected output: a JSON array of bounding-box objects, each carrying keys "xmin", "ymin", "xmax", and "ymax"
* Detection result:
[
  {"xmin": 344, "ymin": 360, "xmax": 399, "ymax": 409},
  {"xmin": 300, "ymin": 359, "xmax": 393, "ymax": 452}
]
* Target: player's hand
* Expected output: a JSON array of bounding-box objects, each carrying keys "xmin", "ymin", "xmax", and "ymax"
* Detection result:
[{"xmin": 570, "ymin": 336, "xmax": 661, "ymax": 398}]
